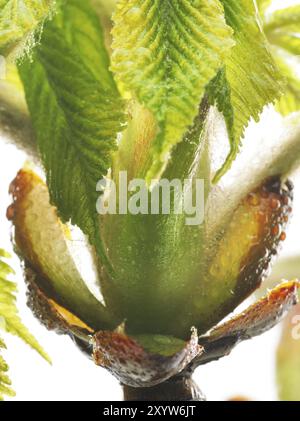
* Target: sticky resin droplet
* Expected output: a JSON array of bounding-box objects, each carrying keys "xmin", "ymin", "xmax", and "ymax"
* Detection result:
[
  {"xmin": 270, "ymin": 198, "xmax": 280, "ymax": 210},
  {"xmin": 271, "ymin": 225, "xmax": 280, "ymax": 237},
  {"xmin": 280, "ymin": 232, "xmax": 286, "ymax": 242},
  {"xmin": 6, "ymin": 204, "xmax": 15, "ymax": 221}
]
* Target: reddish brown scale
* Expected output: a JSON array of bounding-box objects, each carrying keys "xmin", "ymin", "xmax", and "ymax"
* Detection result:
[
  {"xmin": 25, "ymin": 267, "xmax": 70, "ymax": 335},
  {"xmin": 216, "ymin": 281, "xmax": 300, "ymax": 339},
  {"xmin": 24, "ymin": 266, "xmax": 93, "ymax": 357},
  {"xmin": 24, "ymin": 267, "xmax": 93, "ymax": 335},
  {"xmin": 234, "ymin": 176, "xmax": 293, "ymax": 300},
  {"xmin": 93, "ymin": 330, "xmax": 202, "ymax": 388},
  {"xmin": 190, "ymin": 281, "xmax": 300, "ymax": 368}
]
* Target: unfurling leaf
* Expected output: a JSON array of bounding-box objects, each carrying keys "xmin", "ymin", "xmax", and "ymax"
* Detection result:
[
  {"xmin": 262, "ymin": 5, "xmax": 300, "ymax": 115},
  {"xmin": 18, "ymin": 0, "xmax": 125, "ymax": 262},
  {"xmin": 209, "ymin": 0, "xmax": 282, "ymax": 181},
  {"xmin": 274, "ymin": 55, "xmax": 300, "ymax": 116},
  {"xmin": 0, "ymin": 0, "xmax": 56, "ymax": 60},
  {"xmin": 256, "ymin": 0, "xmax": 272, "ymax": 14},
  {"xmin": 264, "ymin": 5, "xmax": 300, "ymax": 35},
  {"xmin": 111, "ymin": 0, "xmax": 234, "ymax": 182}
]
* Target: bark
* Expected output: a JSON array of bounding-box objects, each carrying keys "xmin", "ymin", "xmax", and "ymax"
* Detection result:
[{"xmin": 122, "ymin": 374, "xmax": 205, "ymax": 402}]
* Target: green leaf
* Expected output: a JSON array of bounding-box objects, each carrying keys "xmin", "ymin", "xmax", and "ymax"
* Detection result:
[
  {"xmin": 263, "ymin": 6, "xmax": 300, "ymax": 57},
  {"xmin": 210, "ymin": 0, "xmax": 282, "ymax": 182},
  {"xmin": 271, "ymin": 34, "xmax": 300, "ymax": 57},
  {"xmin": 274, "ymin": 53, "xmax": 300, "ymax": 116},
  {"xmin": 264, "ymin": 5, "xmax": 300, "ymax": 35},
  {"xmin": 111, "ymin": 0, "xmax": 234, "ymax": 182},
  {"xmin": 0, "ymin": 0, "xmax": 56, "ymax": 59},
  {"xmin": 206, "ymin": 67, "xmax": 235, "ymax": 166},
  {"xmin": 0, "ymin": 250, "xmax": 50, "ymax": 363},
  {"xmin": 256, "ymin": 0, "xmax": 273, "ymax": 14},
  {"xmin": 18, "ymin": 0, "xmax": 125, "ymax": 262},
  {"xmin": 262, "ymin": 5, "xmax": 300, "ymax": 117}
]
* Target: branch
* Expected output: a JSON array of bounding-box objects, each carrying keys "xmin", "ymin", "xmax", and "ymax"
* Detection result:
[{"xmin": 206, "ymin": 110, "xmax": 300, "ymax": 239}]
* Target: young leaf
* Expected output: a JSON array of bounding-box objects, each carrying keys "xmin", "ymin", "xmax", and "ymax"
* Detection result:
[
  {"xmin": 263, "ymin": 5, "xmax": 300, "ymax": 58},
  {"xmin": 0, "ymin": 249, "xmax": 50, "ymax": 364},
  {"xmin": 264, "ymin": 5, "xmax": 300, "ymax": 34},
  {"xmin": 262, "ymin": 5, "xmax": 300, "ymax": 116},
  {"xmin": 0, "ymin": 0, "xmax": 56, "ymax": 59},
  {"xmin": 271, "ymin": 35, "xmax": 300, "ymax": 59},
  {"xmin": 18, "ymin": 0, "xmax": 125, "ymax": 262},
  {"xmin": 209, "ymin": 0, "xmax": 282, "ymax": 181},
  {"xmin": 206, "ymin": 67, "xmax": 235, "ymax": 167},
  {"xmin": 111, "ymin": 0, "xmax": 234, "ymax": 182},
  {"xmin": 256, "ymin": 0, "xmax": 272, "ymax": 14},
  {"xmin": 274, "ymin": 54, "xmax": 300, "ymax": 116}
]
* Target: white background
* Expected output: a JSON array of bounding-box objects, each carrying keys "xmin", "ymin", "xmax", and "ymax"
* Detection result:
[{"xmin": 0, "ymin": 0, "xmax": 300, "ymax": 401}]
